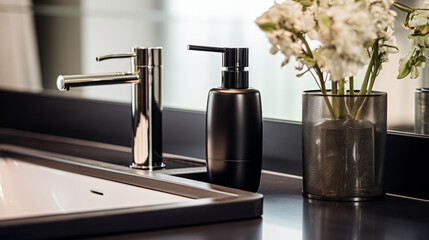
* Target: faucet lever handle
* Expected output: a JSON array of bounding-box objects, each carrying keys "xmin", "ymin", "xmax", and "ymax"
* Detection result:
[{"xmin": 96, "ymin": 52, "xmax": 136, "ymax": 62}]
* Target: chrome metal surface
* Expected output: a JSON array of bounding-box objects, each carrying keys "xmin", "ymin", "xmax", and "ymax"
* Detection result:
[
  {"xmin": 56, "ymin": 47, "xmax": 164, "ymax": 170},
  {"xmin": 96, "ymin": 52, "xmax": 136, "ymax": 62},
  {"xmin": 415, "ymin": 88, "xmax": 429, "ymax": 134},
  {"xmin": 57, "ymin": 73, "xmax": 139, "ymax": 91}
]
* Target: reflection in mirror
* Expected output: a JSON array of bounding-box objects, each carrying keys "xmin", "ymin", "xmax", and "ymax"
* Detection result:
[{"xmin": 0, "ymin": 0, "xmax": 426, "ymax": 134}]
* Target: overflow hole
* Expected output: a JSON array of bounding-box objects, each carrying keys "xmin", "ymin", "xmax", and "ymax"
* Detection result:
[{"xmin": 90, "ymin": 190, "xmax": 104, "ymax": 196}]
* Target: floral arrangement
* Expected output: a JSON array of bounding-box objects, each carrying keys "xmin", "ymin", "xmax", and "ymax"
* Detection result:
[
  {"xmin": 397, "ymin": 1, "xmax": 429, "ymax": 79},
  {"xmin": 256, "ymin": 0, "xmax": 429, "ymax": 118}
]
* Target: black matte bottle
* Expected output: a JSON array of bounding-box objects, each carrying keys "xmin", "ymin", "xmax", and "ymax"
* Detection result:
[{"xmin": 188, "ymin": 45, "xmax": 262, "ymax": 192}]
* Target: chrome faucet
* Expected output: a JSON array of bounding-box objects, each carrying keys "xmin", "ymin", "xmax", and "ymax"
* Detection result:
[{"xmin": 57, "ymin": 47, "xmax": 165, "ymax": 170}]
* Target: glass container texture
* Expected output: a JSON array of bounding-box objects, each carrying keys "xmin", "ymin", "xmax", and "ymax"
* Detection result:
[{"xmin": 302, "ymin": 91, "xmax": 387, "ymax": 201}]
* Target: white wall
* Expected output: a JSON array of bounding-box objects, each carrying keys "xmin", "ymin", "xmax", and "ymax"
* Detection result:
[
  {"xmin": 29, "ymin": 0, "xmax": 425, "ymax": 129},
  {"xmin": 0, "ymin": 0, "xmax": 42, "ymax": 91}
]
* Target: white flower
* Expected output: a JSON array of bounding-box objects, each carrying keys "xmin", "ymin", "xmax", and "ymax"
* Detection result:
[
  {"xmin": 317, "ymin": 2, "xmax": 378, "ymax": 80},
  {"xmin": 266, "ymin": 30, "xmax": 302, "ymax": 66},
  {"xmin": 408, "ymin": 0, "xmax": 429, "ymax": 28},
  {"xmin": 269, "ymin": 1, "xmax": 303, "ymax": 26},
  {"xmin": 407, "ymin": 1, "xmax": 429, "ymax": 29},
  {"xmin": 256, "ymin": 0, "xmax": 398, "ymax": 81},
  {"xmin": 318, "ymin": 0, "xmax": 355, "ymax": 9},
  {"xmin": 397, "ymin": 1, "xmax": 429, "ymax": 79},
  {"xmin": 367, "ymin": 0, "xmax": 397, "ymax": 38},
  {"xmin": 398, "ymin": 42, "xmax": 426, "ymax": 79},
  {"xmin": 301, "ymin": 12, "xmax": 316, "ymax": 33},
  {"xmin": 256, "ymin": 0, "xmax": 318, "ymax": 68},
  {"xmin": 379, "ymin": 27, "xmax": 399, "ymax": 63},
  {"xmin": 320, "ymin": 47, "xmax": 364, "ymax": 81},
  {"xmin": 412, "ymin": 35, "xmax": 429, "ymax": 48},
  {"xmin": 313, "ymin": 48, "xmax": 326, "ymax": 69},
  {"xmin": 255, "ymin": 0, "xmax": 316, "ymax": 34},
  {"xmin": 307, "ymin": 29, "xmax": 319, "ymax": 40}
]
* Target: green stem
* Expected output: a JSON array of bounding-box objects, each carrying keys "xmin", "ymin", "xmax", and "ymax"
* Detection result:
[
  {"xmin": 338, "ymin": 79, "xmax": 345, "ymax": 95},
  {"xmin": 299, "ymin": 34, "xmax": 314, "ymax": 58},
  {"xmin": 298, "ymin": 32, "xmax": 336, "ymax": 119},
  {"xmin": 367, "ymin": 63, "xmax": 379, "ymax": 95},
  {"xmin": 367, "ymin": 42, "xmax": 379, "ymax": 95},
  {"xmin": 360, "ymin": 51, "xmax": 375, "ymax": 95},
  {"xmin": 315, "ymin": 66, "xmax": 327, "ymax": 93},
  {"xmin": 332, "ymin": 80, "xmax": 338, "ymax": 94},
  {"xmin": 297, "ymin": 33, "xmax": 324, "ymax": 84},
  {"xmin": 347, "ymin": 76, "xmax": 355, "ymax": 118},
  {"xmin": 350, "ymin": 42, "xmax": 378, "ymax": 119},
  {"xmin": 355, "ymin": 63, "xmax": 380, "ymax": 119},
  {"xmin": 354, "ymin": 42, "xmax": 380, "ymax": 120},
  {"xmin": 332, "ymin": 80, "xmax": 339, "ymax": 119},
  {"xmin": 298, "ymin": 33, "xmax": 327, "ymax": 93},
  {"xmin": 393, "ymin": 1, "xmax": 415, "ymax": 13},
  {"xmin": 337, "ymin": 79, "xmax": 347, "ymax": 119}
]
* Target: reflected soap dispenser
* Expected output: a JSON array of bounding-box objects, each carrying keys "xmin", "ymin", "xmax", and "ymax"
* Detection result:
[{"xmin": 188, "ymin": 45, "xmax": 262, "ymax": 192}]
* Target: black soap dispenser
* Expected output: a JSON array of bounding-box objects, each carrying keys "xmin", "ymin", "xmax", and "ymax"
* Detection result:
[{"xmin": 188, "ymin": 45, "xmax": 262, "ymax": 192}]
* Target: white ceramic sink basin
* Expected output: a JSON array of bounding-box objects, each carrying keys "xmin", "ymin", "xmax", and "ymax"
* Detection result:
[
  {"xmin": 0, "ymin": 144, "xmax": 262, "ymax": 239},
  {"xmin": 0, "ymin": 157, "xmax": 191, "ymax": 220}
]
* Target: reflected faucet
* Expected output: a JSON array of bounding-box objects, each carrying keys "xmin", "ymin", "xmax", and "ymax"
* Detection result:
[{"xmin": 56, "ymin": 47, "xmax": 165, "ymax": 170}]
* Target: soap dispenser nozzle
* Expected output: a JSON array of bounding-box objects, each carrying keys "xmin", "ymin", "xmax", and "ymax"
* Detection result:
[{"xmin": 188, "ymin": 45, "xmax": 249, "ymax": 88}]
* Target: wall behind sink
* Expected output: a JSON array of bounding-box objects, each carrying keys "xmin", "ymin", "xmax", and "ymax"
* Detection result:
[
  {"xmin": 8, "ymin": 0, "xmax": 424, "ymax": 131},
  {"xmin": 0, "ymin": 0, "xmax": 42, "ymax": 91}
]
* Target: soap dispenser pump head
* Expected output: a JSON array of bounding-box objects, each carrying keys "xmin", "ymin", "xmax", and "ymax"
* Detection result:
[{"xmin": 188, "ymin": 45, "xmax": 249, "ymax": 89}]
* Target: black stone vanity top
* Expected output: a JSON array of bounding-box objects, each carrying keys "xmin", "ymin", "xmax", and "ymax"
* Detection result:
[
  {"xmin": 1, "ymin": 129, "xmax": 429, "ymax": 239},
  {"xmin": 90, "ymin": 172, "xmax": 429, "ymax": 240},
  {"xmin": 2, "ymin": 127, "xmax": 428, "ymax": 239}
]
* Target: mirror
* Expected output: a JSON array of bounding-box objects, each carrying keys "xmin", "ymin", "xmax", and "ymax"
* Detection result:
[{"xmin": 1, "ymin": 0, "xmax": 426, "ymax": 134}]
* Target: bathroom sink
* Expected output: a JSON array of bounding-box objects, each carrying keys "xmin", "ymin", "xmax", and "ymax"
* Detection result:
[
  {"xmin": 0, "ymin": 157, "xmax": 191, "ymax": 220},
  {"xmin": 0, "ymin": 144, "xmax": 263, "ymax": 239}
]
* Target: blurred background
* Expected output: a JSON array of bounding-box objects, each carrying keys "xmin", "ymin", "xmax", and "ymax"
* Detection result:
[{"xmin": 0, "ymin": 0, "xmax": 425, "ymax": 132}]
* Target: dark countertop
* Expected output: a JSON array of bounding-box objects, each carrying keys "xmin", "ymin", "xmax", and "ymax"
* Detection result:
[
  {"xmin": 2, "ymin": 128, "xmax": 428, "ymax": 239},
  {"xmin": 3, "ymin": 92, "xmax": 429, "ymax": 239},
  {"xmin": 90, "ymin": 172, "xmax": 429, "ymax": 240}
]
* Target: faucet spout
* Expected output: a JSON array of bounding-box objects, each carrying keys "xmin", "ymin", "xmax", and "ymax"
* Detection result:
[
  {"xmin": 56, "ymin": 47, "xmax": 165, "ymax": 170},
  {"xmin": 57, "ymin": 72, "xmax": 139, "ymax": 91}
]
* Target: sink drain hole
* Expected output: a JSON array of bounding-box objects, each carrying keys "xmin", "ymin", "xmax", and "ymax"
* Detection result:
[{"xmin": 90, "ymin": 190, "xmax": 104, "ymax": 196}]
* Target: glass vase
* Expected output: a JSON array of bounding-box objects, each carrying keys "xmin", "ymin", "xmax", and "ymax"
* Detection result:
[{"xmin": 302, "ymin": 90, "xmax": 387, "ymax": 201}]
